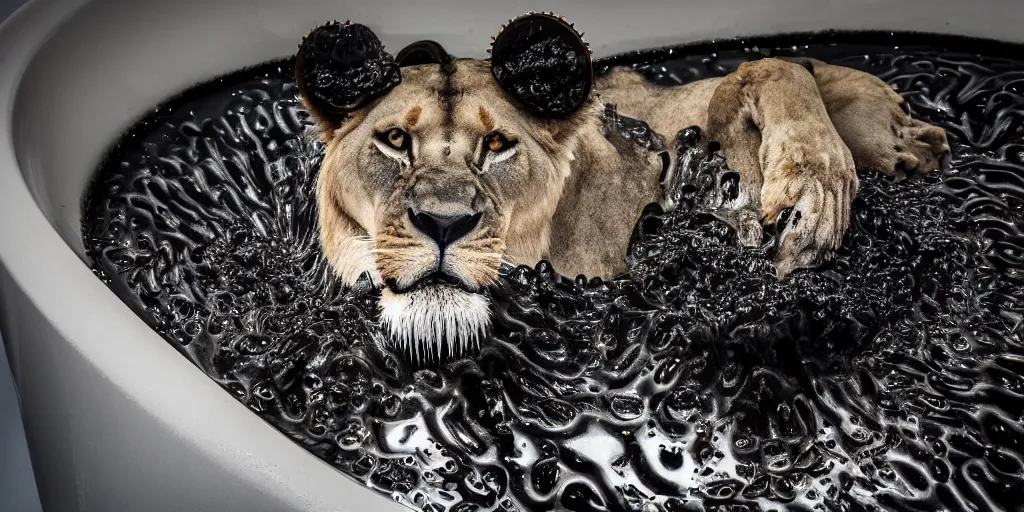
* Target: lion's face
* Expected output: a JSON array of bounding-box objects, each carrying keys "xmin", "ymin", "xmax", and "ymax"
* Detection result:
[{"xmin": 296, "ymin": 15, "xmax": 595, "ymax": 361}]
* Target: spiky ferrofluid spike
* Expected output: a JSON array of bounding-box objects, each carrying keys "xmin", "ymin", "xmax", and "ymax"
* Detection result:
[{"xmin": 490, "ymin": 11, "xmax": 591, "ymax": 57}]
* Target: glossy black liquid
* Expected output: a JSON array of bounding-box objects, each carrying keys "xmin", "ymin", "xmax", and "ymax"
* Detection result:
[{"xmin": 83, "ymin": 32, "xmax": 1024, "ymax": 512}]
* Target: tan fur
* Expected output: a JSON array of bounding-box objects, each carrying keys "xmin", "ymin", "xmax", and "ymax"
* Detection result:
[
  {"xmin": 594, "ymin": 58, "xmax": 948, "ymax": 276},
  {"xmin": 310, "ymin": 57, "xmax": 950, "ymax": 288},
  {"xmin": 547, "ymin": 116, "xmax": 664, "ymax": 278},
  {"xmin": 794, "ymin": 58, "xmax": 951, "ymax": 178},
  {"xmin": 315, "ymin": 145, "xmax": 379, "ymax": 284},
  {"xmin": 711, "ymin": 59, "xmax": 857, "ymax": 275},
  {"xmin": 308, "ymin": 59, "xmax": 597, "ymax": 291}
]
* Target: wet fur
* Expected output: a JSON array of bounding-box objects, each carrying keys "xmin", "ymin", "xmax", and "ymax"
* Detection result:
[
  {"xmin": 596, "ymin": 58, "xmax": 949, "ymax": 276},
  {"xmin": 309, "ymin": 54, "xmax": 949, "ymax": 353}
]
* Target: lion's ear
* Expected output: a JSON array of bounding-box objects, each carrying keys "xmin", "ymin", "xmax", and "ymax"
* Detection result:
[
  {"xmin": 395, "ymin": 40, "xmax": 452, "ymax": 67},
  {"xmin": 295, "ymin": 21, "xmax": 401, "ymax": 132},
  {"xmin": 490, "ymin": 12, "xmax": 593, "ymax": 118}
]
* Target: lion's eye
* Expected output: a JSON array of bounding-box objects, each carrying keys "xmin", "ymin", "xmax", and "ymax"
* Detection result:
[
  {"xmin": 484, "ymin": 132, "xmax": 514, "ymax": 153},
  {"xmin": 378, "ymin": 128, "xmax": 409, "ymax": 150}
]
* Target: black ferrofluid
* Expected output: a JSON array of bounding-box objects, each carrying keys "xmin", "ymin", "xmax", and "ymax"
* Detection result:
[{"xmin": 83, "ymin": 33, "xmax": 1024, "ymax": 512}]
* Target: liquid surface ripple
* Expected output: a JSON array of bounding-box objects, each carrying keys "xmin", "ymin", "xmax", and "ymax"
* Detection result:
[{"xmin": 83, "ymin": 34, "xmax": 1024, "ymax": 512}]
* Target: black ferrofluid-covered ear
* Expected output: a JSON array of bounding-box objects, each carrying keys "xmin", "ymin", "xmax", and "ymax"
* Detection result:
[
  {"xmin": 490, "ymin": 12, "xmax": 593, "ymax": 118},
  {"xmin": 295, "ymin": 21, "xmax": 401, "ymax": 127},
  {"xmin": 396, "ymin": 40, "xmax": 453, "ymax": 67}
]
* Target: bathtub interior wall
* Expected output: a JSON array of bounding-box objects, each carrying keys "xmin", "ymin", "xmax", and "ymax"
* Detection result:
[
  {"xmin": 5, "ymin": 1, "xmax": 1024, "ymax": 512},
  {"xmin": 14, "ymin": 0, "xmax": 1024, "ymax": 258}
]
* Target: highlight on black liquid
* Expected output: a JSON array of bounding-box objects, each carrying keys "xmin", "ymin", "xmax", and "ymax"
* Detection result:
[{"xmin": 83, "ymin": 32, "xmax": 1024, "ymax": 512}]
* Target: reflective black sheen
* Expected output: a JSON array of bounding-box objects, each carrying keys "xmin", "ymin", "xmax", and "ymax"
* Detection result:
[
  {"xmin": 491, "ymin": 13, "xmax": 593, "ymax": 118},
  {"xmin": 296, "ymin": 21, "xmax": 402, "ymax": 118},
  {"xmin": 83, "ymin": 33, "xmax": 1024, "ymax": 512}
]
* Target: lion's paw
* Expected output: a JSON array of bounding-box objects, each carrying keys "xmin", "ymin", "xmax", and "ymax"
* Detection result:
[
  {"xmin": 887, "ymin": 118, "xmax": 951, "ymax": 178},
  {"xmin": 761, "ymin": 142, "xmax": 858, "ymax": 278}
]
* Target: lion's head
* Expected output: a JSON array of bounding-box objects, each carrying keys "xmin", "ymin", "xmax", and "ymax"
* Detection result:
[{"xmin": 296, "ymin": 14, "xmax": 598, "ymax": 361}]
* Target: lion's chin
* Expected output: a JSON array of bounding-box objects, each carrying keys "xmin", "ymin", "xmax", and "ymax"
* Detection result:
[{"xmin": 378, "ymin": 284, "xmax": 491, "ymax": 364}]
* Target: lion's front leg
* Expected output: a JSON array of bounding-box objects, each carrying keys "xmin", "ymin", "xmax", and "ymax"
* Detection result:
[
  {"xmin": 707, "ymin": 58, "xmax": 858, "ymax": 278},
  {"xmin": 791, "ymin": 58, "xmax": 951, "ymax": 178}
]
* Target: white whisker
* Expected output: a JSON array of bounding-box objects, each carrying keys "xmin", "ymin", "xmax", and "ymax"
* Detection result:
[{"xmin": 378, "ymin": 286, "xmax": 491, "ymax": 364}]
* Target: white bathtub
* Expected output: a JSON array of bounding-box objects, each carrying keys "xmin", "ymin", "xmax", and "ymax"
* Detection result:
[{"xmin": 0, "ymin": 0, "xmax": 1021, "ymax": 510}]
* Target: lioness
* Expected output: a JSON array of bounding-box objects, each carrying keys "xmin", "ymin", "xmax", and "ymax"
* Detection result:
[{"xmin": 295, "ymin": 13, "xmax": 949, "ymax": 359}]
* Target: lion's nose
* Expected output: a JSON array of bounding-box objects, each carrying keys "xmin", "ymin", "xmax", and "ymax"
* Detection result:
[{"xmin": 408, "ymin": 208, "xmax": 482, "ymax": 250}]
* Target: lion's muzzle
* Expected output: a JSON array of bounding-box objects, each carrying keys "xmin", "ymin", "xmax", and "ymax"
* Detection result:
[
  {"xmin": 375, "ymin": 170, "xmax": 497, "ymax": 362},
  {"xmin": 389, "ymin": 171, "xmax": 488, "ymax": 291}
]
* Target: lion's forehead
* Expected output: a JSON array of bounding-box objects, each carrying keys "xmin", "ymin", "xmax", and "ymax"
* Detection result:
[
  {"xmin": 371, "ymin": 60, "xmax": 522, "ymax": 134},
  {"xmin": 399, "ymin": 59, "xmax": 493, "ymax": 90}
]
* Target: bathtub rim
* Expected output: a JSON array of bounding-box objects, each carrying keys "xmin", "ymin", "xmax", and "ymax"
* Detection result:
[{"xmin": 3, "ymin": 0, "xmax": 1024, "ymax": 510}]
